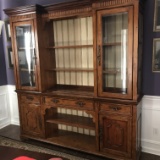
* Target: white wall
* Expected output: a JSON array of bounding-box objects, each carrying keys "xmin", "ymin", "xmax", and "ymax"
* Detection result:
[
  {"xmin": 141, "ymin": 96, "xmax": 160, "ymax": 156},
  {"xmin": 0, "ymin": 88, "xmax": 159, "ymax": 156},
  {"xmin": 0, "ymin": 85, "xmax": 19, "ymax": 128},
  {"xmin": 0, "ymin": 85, "xmax": 11, "ymax": 128},
  {"xmin": 7, "ymin": 85, "xmax": 19, "ymax": 125}
]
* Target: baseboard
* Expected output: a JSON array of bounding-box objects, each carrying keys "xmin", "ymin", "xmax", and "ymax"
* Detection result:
[
  {"xmin": 141, "ymin": 139, "xmax": 160, "ymax": 156},
  {"xmin": 0, "ymin": 121, "xmax": 10, "ymax": 129},
  {"xmin": 142, "ymin": 95, "xmax": 160, "ymax": 110}
]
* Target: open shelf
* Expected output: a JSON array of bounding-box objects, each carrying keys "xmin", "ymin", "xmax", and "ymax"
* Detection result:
[
  {"xmin": 46, "ymin": 114, "xmax": 95, "ymax": 130},
  {"xmin": 47, "ymin": 68, "xmax": 94, "ymax": 72},
  {"xmin": 18, "ymin": 47, "xmax": 35, "ymax": 50},
  {"xmin": 20, "ymin": 68, "xmax": 34, "ymax": 72},
  {"xmin": 46, "ymin": 85, "xmax": 94, "ymax": 97},
  {"xmin": 46, "ymin": 44, "xmax": 93, "ymax": 49},
  {"xmin": 103, "ymin": 69, "xmax": 121, "ymax": 74},
  {"xmin": 47, "ymin": 130, "xmax": 96, "ymax": 152}
]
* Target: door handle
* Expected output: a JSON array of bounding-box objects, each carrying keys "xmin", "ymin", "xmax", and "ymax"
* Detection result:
[{"xmin": 97, "ymin": 45, "xmax": 101, "ymax": 66}]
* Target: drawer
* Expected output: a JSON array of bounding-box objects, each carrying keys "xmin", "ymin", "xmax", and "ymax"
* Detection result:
[
  {"xmin": 20, "ymin": 95, "xmax": 40, "ymax": 104},
  {"xmin": 44, "ymin": 97, "xmax": 94, "ymax": 110},
  {"xmin": 100, "ymin": 103, "xmax": 132, "ymax": 115}
]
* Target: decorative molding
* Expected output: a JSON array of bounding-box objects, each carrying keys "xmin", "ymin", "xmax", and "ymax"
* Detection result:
[
  {"xmin": 142, "ymin": 95, "xmax": 160, "ymax": 110},
  {"xmin": 46, "ymin": 0, "xmax": 92, "ymax": 12},
  {"xmin": 93, "ymin": 0, "xmax": 134, "ymax": 9},
  {"xmin": 10, "ymin": 14, "xmax": 36, "ymax": 22},
  {"xmin": 48, "ymin": 7, "xmax": 92, "ymax": 19},
  {"xmin": 4, "ymin": 5, "xmax": 45, "ymax": 17},
  {"xmin": 142, "ymin": 139, "xmax": 160, "ymax": 156}
]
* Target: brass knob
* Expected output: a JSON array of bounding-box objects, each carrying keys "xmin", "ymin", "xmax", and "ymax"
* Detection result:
[
  {"xmin": 52, "ymin": 99, "xmax": 59, "ymax": 104},
  {"xmin": 76, "ymin": 101, "xmax": 85, "ymax": 107}
]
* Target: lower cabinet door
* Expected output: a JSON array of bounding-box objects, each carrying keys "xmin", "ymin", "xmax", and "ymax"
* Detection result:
[
  {"xmin": 99, "ymin": 114, "xmax": 132, "ymax": 158},
  {"xmin": 21, "ymin": 103, "xmax": 43, "ymax": 137}
]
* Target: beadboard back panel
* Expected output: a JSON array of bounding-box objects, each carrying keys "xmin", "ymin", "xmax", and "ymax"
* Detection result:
[{"xmin": 53, "ymin": 17, "xmax": 94, "ymax": 86}]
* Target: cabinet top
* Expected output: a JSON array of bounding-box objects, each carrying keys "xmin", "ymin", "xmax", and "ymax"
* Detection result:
[
  {"xmin": 4, "ymin": 4, "xmax": 46, "ymax": 16},
  {"xmin": 4, "ymin": 0, "xmax": 144, "ymax": 16}
]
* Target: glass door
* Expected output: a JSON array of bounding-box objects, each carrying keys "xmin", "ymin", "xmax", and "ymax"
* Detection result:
[
  {"xmin": 97, "ymin": 7, "xmax": 133, "ymax": 99},
  {"xmin": 13, "ymin": 21, "xmax": 39, "ymax": 90}
]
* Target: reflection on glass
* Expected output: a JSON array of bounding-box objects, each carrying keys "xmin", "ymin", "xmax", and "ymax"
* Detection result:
[
  {"xmin": 16, "ymin": 25, "xmax": 36, "ymax": 87},
  {"xmin": 102, "ymin": 12, "xmax": 128, "ymax": 94}
]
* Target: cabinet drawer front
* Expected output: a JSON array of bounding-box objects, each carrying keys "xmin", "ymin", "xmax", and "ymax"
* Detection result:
[
  {"xmin": 44, "ymin": 97, "xmax": 94, "ymax": 110},
  {"xmin": 20, "ymin": 95, "xmax": 40, "ymax": 104},
  {"xmin": 100, "ymin": 103, "xmax": 132, "ymax": 115}
]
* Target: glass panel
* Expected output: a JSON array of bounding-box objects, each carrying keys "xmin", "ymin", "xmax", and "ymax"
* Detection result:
[
  {"xmin": 102, "ymin": 12, "xmax": 128, "ymax": 94},
  {"xmin": 15, "ymin": 24, "xmax": 36, "ymax": 87}
]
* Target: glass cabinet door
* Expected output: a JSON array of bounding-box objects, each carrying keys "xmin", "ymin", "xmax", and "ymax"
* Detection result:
[
  {"xmin": 13, "ymin": 21, "xmax": 38, "ymax": 90},
  {"xmin": 97, "ymin": 7, "xmax": 133, "ymax": 99}
]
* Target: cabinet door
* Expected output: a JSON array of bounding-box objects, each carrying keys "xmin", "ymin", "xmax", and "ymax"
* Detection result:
[
  {"xmin": 97, "ymin": 7, "xmax": 133, "ymax": 99},
  {"xmin": 12, "ymin": 20, "xmax": 39, "ymax": 91},
  {"xmin": 99, "ymin": 114, "xmax": 132, "ymax": 158},
  {"xmin": 21, "ymin": 103, "xmax": 43, "ymax": 137}
]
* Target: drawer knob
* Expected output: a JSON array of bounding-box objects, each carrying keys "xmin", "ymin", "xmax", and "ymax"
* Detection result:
[
  {"xmin": 76, "ymin": 101, "xmax": 85, "ymax": 107},
  {"xmin": 109, "ymin": 106, "xmax": 121, "ymax": 111},
  {"xmin": 26, "ymin": 96, "xmax": 34, "ymax": 101},
  {"xmin": 52, "ymin": 99, "xmax": 59, "ymax": 104}
]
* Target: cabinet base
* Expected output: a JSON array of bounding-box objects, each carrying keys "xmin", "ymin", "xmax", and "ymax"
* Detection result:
[{"xmin": 20, "ymin": 134, "xmax": 139, "ymax": 160}]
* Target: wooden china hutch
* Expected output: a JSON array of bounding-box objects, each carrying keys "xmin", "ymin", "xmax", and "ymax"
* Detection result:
[{"xmin": 4, "ymin": 0, "xmax": 144, "ymax": 159}]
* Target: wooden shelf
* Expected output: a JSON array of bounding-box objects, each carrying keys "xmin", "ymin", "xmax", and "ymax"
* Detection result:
[
  {"xmin": 46, "ymin": 44, "xmax": 93, "ymax": 49},
  {"xmin": 46, "ymin": 114, "xmax": 95, "ymax": 130},
  {"xmin": 103, "ymin": 69, "xmax": 121, "ymax": 74},
  {"xmin": 47, "ymin": 130, "xmax": 96, "ymax": 152},
  {"xmin": 46, "ymin": 85, "xmax": 94, "ymax": 98},
  {"xmin": 47, "ymin": 68, "xmax": 94, "ymax": 72},
  {"xmin": 20, "ymin": 68, "xmax": 34, "ymax": 72},
  {"xmin": 103, "ymin": 42, "xmax": 122, "ymax": 46},
  {"xmin": 103, "ymin": 87, "xmax": 127, "ymax": 94},
  {"xmin": 18, "ymin": 47, "xmax": 35, "ymax": 50}
]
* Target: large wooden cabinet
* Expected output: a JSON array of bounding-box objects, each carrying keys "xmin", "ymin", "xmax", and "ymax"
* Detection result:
[{"xmin": 4, "ymin": 0, "xmax": 145, "ymax": 159}]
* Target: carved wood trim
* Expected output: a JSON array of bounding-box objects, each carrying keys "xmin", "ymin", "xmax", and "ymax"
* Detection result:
[
  {"xmin": 4, "ymin": 5, "xmax": 45, "ymax": 16},
  {"xmin": 85, "ymin": 111, "xmax": 96, "ymax": 123},
  {"xmin": 46, "ymin": 7, "xmax": 92, "ymax": 19},
  {"xmin": 42, "ymin": 105, "xmax": 52, "ymax": 115},
  {"xmin": 9, "ymin": 14, "xmax": 36, "ymax": 21},
  {"xmin": 45, "ymin": 0, "xmax": 92, "ymax": 11},
  {"xmin": 92, "ymin": 0, "xmax": 135, "ymax": 9}
]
